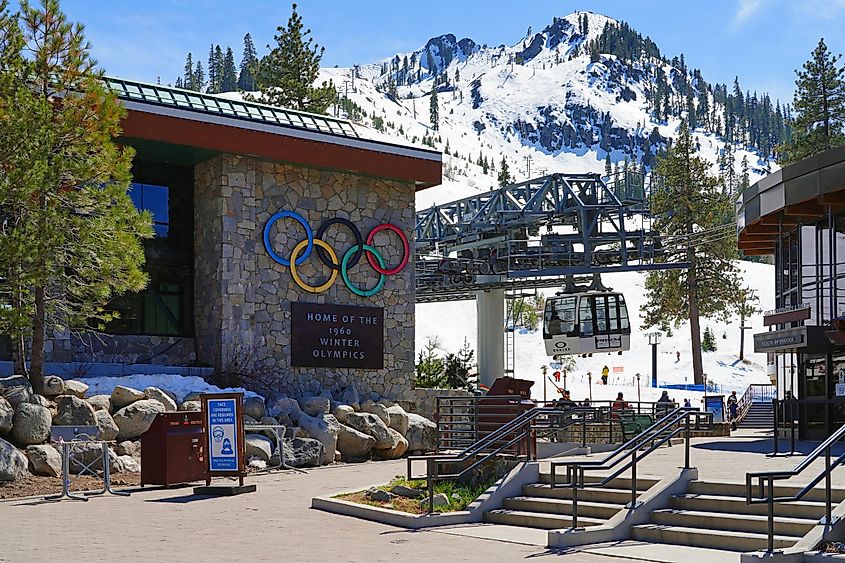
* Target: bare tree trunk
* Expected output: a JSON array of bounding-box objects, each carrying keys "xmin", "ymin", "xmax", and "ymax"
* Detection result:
[
  {"xmin": 739, "ymin": 312, "xmax": 746, "ymax": 362},
  {"xmin": 13, "ymin": 334, "xmax": 26, "ymax": 375},
  {"xmin": 29, "ymin": 285, "xmax": 46, "ymax": 394},
  {"xmin": 687, "ymin": 221, "xmax": 704, "ymax": 385}
]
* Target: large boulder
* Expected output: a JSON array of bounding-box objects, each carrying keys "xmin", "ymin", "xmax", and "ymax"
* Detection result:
[
  {"xmin": 374, "ymin": 428, "xmax": 408, "ymax": 460},
  {"xmin": 269, "ymin": 397, "xmax": 302, "ymax": 424},
  {"xmin": 361, "ymin": 400, "xmax": 390, "ymax": 426},
  {"xmin": 54, "ymin": 395, "xmax": 97, "ymax": 427},
  {"xmin": 0, "ymin": 397, "xmax": 13, "ymax": 435},
  {"xmin": 117, "ymin": 455, "xmax": 140, "ymax": 473},
  {"xmin": 344, "ymin": 412, "xmax": 394, "ymax": 449},
  {"xmin": 0, "ymin": 375, "xmax": 34, "ymax": 409},
  {"xmin": 182, "ymin": 391, "xmax": 202, "ymax": 403},
  {"xmin": 63, "ymin": 380, "xmax": 89, "ymax": 399},
  {"xmin": 298, "ymin": 413, "xmax": 338, "ymax": 465},
  {"xmin": 0, "ymin": 437, "xmax": 28, "ymax": 481},
  {"xmin": 111, "ymin": 386, "xmax": 145, "ymax": 410},
  {"xmin": 243, "ymin": 397, "xmax": 267, "ymax": 420},
  {"xmin": 179, "ymin": 401, "xmax": 201, "ymax": 412},
  {"xmin": 283, "ymin": 437, "xmax": 323, "ymax": 468},
  {"xmin": 113, "ymin": 399, "xmax": 165, "ymax": 441},
  {"xmin": 11, "ymin": 403, "xmax": 51, "ymax": 446},
  {"xmin": 144, "ymin": 387, "xmax": 177, "ymax": 412},
  {"xmin": 42, "ymin": 376, "xmax": 66, "ymax": 398},
  {"xmin": 86, "ymin": 395, "xmax": 112, "ymax": 412},
  {"xmin": 299, "ymin": 396, "xmax": 330, "ymax": 417},
  {"xmin": 336, "ymin": 422, "xmax": 375, "ymax": 461},
  {"xmin": 406, "ymin": 413, "xmax": 437, "ymax": 453},
  {"xmin": 386, "ymin": 405, "xmax": 410, "ymax": 436},
  {"xmin": 115, "ymin": 441, "xmax": 136, "ymax": 457},
  {"xmin": 67, "ymin": 442, "xmax": 120, "ymax": 474},
  {"xmin": 26, "ymin": 444, "xmax": 61, "ymax": 477},
  {"xmin": 340, "ymin": 386, "xmax": 360, "ymax": 411},
  {"xmin": 244, "ymin": 434, "xmax": 274, "ymax": 462},
  {"xmin": 332, "ymin": 404, "xmax": 354, "ymax": 424},
  {"xmin": 94, "ymin": 410, "xmax": 119, "ymax": 441}
]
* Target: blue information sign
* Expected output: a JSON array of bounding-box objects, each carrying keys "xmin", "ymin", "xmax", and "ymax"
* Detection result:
[{"xmin": 207, "ymin": 398, "xmax": 239, "ymax": 472}]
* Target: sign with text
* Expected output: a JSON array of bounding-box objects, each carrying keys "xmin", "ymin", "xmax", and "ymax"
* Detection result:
[
  {"xmin": 291, "ymin": 302, "xmax": 384, "ymax": 369},
  {"xmin": 201, "ymin": 393, "xmax": 245, "ymax": 476}
]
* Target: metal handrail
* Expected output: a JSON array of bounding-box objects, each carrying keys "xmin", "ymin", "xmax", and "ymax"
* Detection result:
[
  {"xmin": 408, "ymin": 405, "xmax": 595, "ymax": 513},
  {"xmin": 551, "ymin": 408, "xmax": 714, "ymax": 528},
  {"xmin": 736, "ymin": 384, "xmax": 776, "ymax": 426},
  {"xmin": 746, "ymin": 421, "xmax": 845, "ymax": 552}
]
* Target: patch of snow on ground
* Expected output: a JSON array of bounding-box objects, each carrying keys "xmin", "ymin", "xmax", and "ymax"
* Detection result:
[{"xmin": 77, "ymin": 374, "xmax": 262, "ymax": 404}]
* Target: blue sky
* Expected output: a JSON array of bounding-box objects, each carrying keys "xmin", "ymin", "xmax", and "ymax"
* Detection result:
[{"xmin": 28, "ymin": 0, "xmax": 845, "ymax": 103}]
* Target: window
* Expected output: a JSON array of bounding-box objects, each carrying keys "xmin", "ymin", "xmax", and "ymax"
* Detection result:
[
  {"xmin": 579, "ymin": 297, "xmax": 593, "ymax": 336},
  {"xmin": 546, "ymin": 297, "xmax": 577, "ymax": 336},
  {"xmin": 109, "ymin": 162, "xmax": 193, "ymax": 337},
  {"xmin": 130, "ymin": 183, "xmax": 169, "ymax": 237}
]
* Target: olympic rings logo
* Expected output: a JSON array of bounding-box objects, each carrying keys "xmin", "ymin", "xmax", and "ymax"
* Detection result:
[{"xmin": 262, "ymin": 210, "xmax": 410, "ymax": 297}]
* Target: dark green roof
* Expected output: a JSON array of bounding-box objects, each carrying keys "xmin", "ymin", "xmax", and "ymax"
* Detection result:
[{"xmin": 105, "ymin": 76, "xmax": 359, "ymax": 139}]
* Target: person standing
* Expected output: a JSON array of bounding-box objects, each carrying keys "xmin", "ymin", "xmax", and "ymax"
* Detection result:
[
  {"xmin": 727, "ymin": 390, "xmax": 739, "ymax": 430},
  {"xmin": 601, "ymin": 365, "xmax": 609, "ymax": 385},
  {"xmin": 676, "ymin": 351, "xmax": 680, "ymax": 363}
]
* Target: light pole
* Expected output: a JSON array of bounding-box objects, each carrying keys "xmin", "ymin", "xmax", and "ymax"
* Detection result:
[
  {"xmin": 648, "ymin": 332, "xmax": 662, "ymax": 388},
  {"xmin": 563, "ymin": 370, "xmax": 568, "ymax": 391},
  {"xmin": 541, "ymin": 365, "xmax": 548, "ymax": 403},
  {"xmin": 587, "ymin": 372, "xmax": 592, "ymax": 402},
  {"xmin": 636, "ymin": 373, "xmax": 641, "ymax": 404}
]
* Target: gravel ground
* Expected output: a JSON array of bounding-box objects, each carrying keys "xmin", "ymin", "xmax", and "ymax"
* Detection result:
[{"xmin": 0, "ymin": 473, "xmax": 140, "ymax": 500}]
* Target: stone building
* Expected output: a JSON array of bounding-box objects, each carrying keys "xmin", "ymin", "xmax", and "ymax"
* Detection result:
[{"xmin": 6, "ymin": 77, "xmax": 441, "ymax": 403}]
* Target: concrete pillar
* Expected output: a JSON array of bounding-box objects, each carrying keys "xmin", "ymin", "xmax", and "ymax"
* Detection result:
[{"xmin": 477, "ymin": 288, "xmax": 505, "ymax": 389}]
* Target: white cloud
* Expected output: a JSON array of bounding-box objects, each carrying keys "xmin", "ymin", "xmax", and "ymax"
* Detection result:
[{"xmin": 733, "ymin": 0, "xmax": 764, "ymax": 26}]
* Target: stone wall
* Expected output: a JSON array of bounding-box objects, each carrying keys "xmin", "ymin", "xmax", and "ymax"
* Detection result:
[
  {"xmin": 45, "ymin": 332, "xmax": 194, "ymax": 368},
  {"xmin": 194, "ymin": 155, "xmax": 416, "ymax": 402}
]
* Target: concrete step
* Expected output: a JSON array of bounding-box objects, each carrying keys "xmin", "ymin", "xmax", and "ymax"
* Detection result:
[
  {"xmin": 689, "ymin": 480, "xmax": 845, "ymax": 503},
  {"xmin": 538, "ymin": 473, "xmax": 659, "ymax": 490},
  {"xmin": 523, "ymin": 484, "xmax": 643, "ymax": 504},
  {"xmin": 483, "ymin": 509, "xmax": 604, "ymax": 529},
  {"xmin": 650, "ymin": 508, "xmax": 817, "ymax": 536},
  {"xmin": 631, "ymin": 523, "xmax": 800, "ymax": 551},
  {"xmin": 670, "ymin": 493, "xmax": 827, "ymax": 519},
  {"xmin": 503, "ymin": 496, "xmax": 623, "ymax": 519}
]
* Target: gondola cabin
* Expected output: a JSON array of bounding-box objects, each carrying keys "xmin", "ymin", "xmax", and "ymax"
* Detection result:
[{"xmin": 543, "ymin": 292, "xmax": 631, "ymax": 356}]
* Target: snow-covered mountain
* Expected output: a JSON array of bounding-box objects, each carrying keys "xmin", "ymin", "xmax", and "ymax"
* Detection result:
[{"xmin": 321, "ymin": 11, "xmax": 780, "ymax": 206}]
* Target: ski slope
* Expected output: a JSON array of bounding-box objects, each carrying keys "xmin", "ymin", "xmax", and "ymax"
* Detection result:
[{"xmin": 416, "ymin": 261, "xmax": 774, "ymax": 405}]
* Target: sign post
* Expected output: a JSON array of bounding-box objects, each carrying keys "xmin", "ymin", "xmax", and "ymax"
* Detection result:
[{"xmin": 194, "ymin": 393, "xmax": 256, "ymax": 496}]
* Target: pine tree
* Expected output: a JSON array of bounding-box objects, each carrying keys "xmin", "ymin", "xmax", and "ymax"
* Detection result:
[
  {"xmin": 641, "ymin": 121, "xmax": 740, "ymax": 385},
  {"xmin": 212, "ymin": 45, "xmax": 224, "ymax": 93},
  {"xmin": 429, "ymin": 89, "xmax": 439, "ymax": 131},
  {"xmin": 174, "ymin": 76, "xmax": 183, "ymax": 89},
  {"xmin": 238, "ymin": 32, "xmax": 258, "ymax": 91},
  {"xmin": 221, "ymin": 47, "xmax": 238, "ymax": 92},
  {"xmin": 605, "ymin": 153, "xmax": 612, "ymax": 178},
  {"xmin": 183, "ymin": 52, "xmax": 194, "ymax": 90},
  {"xmin": 0, "ymin": 0, "xmax": 153, "ymax": 391},
  {"xmin": 739, "ymin": 154, "xmax": 750, "ymax": 191},
  {"xmin": 701, "ymin": 327, "xmax": 717, "ymax": 352},
  {"xmin": 498, "ymin": 157, "xmax": 511, "ymax": 186},
  {"xmin": 193, "ymin": 60, "xmax": 205, "ymax": 92},
  {"xmin": 207, "ymin": 44, "xmax": 218, "ymax": 93},
  {"xmin": 779, "ymin": 38, "xmax": 845, "ymax": 165},
  {"xmin": 249, "ymin": 3, "xmax": 336, "ymax": 113}
]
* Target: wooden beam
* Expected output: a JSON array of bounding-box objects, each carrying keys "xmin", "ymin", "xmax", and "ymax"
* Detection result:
[
  {"xmin": 742, "ymin": 248, "xmax": 775, "ymax": 256},
  {"xmin": 760, "ymin": 215, "xmax": 800, "ymax": 226},
  {"xmin": 784, "ymin": 200, "xmax": 826, "ymax": 217},
  {"xmin": 820, "ymin": 191, "xmax": 845, "ymax": 206},
  {"xmin": 743, "ymin": 223, "xmax": 781, "ymax": 235}
]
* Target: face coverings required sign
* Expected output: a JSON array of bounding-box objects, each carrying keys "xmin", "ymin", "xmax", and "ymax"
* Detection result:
[{"xmin": 207, "ymin": 398, "xmax": 239, "ymax": 472}]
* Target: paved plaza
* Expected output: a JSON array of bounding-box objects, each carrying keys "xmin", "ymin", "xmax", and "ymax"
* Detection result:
[{"xmin": 1, "ymin": 429, "xmax": 840, "ymax": 563}]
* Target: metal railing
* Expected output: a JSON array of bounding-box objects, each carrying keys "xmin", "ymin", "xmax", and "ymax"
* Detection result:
[
  {"xmin": 737, "ymin": 384, "xmax": 777, "ymax": 426},
  {"xmin": 435, "ymin": 396, "xmax": 684, "ymax": 451},
  {"xmin": 551, "ymin": 408, "xmax": 714, "ymax": 528},
  {"xmin": 409, "ymin": 404, "xmax": 599, "ymax": 513},
  {"xmin": 747, "ymin": 421, "xmax": 845, "ymax": 552}
]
